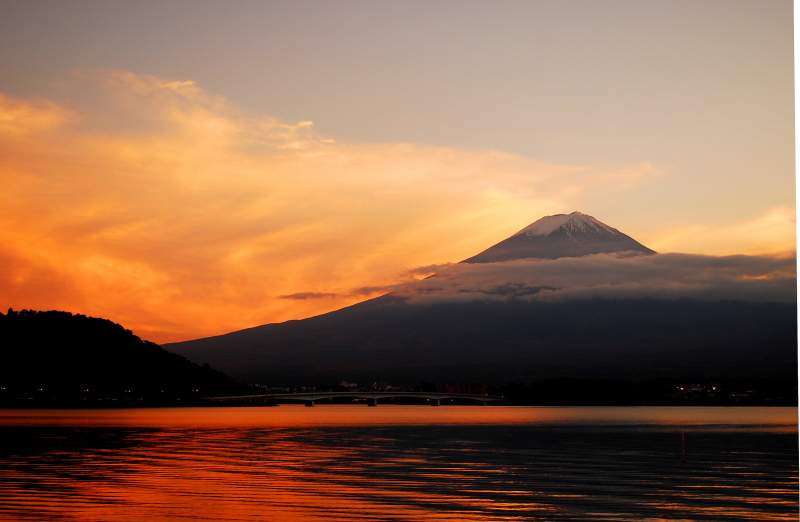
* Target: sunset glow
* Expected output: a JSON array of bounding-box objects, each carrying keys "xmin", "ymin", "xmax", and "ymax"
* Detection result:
[{"xmin": 0, "ymin": 4, "xmax": 797, "ymax": 521}]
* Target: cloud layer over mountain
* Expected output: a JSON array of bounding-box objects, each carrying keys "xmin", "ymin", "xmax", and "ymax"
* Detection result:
[{"xmin": 393, "ymin": 253, "xmax": 796, "ymax": 305}]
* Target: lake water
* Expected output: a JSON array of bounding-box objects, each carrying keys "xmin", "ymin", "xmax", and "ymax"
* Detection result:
[{"xmin": 0, "ymin": 406, "xmax": 796, "ymax": 521}]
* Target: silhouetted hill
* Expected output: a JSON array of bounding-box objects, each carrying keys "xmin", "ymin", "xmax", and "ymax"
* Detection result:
[{"xmin": 0, "ymin": 309, "xmax": 248, "ymax": 403}]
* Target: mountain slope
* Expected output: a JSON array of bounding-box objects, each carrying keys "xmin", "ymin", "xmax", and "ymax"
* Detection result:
[{"xmin": 166, "ymin": 297, "xmax": 796, "ymax": 386}]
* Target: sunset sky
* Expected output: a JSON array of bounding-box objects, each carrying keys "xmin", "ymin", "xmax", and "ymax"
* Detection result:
[{"xmin": 0, "ymin": 0, "xmax": 795, "ymax": 343}]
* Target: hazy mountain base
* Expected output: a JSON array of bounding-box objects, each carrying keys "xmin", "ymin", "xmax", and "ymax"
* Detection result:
[{"xmin": 167, "ymin": 297, "xmax": 797, "ymax": 388}]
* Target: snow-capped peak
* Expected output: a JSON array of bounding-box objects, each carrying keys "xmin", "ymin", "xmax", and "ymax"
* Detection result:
[
  {"xmin": 461, "ymin": 211, "xmax": 655, "ymax": 263},
  {"xmin": 512, "ymin": 212, "xmax": 620, "ymax": 239}
]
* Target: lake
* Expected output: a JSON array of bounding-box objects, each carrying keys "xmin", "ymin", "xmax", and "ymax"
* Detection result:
[{"xmin": 0, "ymin": 406, "xmax": 796, "ymax": 521}]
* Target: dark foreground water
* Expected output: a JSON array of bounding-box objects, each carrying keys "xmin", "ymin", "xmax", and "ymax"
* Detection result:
[{"xmin": 0, "ymin": 406, "xmax": 796, "ymax": 521}]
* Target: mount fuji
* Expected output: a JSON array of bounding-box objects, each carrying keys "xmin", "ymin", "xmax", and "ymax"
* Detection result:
[{"xmin": 165, "ymin": 212, "xmax": 796, "ymax": 387}]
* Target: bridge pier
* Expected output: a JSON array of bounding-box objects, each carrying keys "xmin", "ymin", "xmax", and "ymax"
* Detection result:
[
  {"xmin": 430, "ymin": 399, "xmax": 441, "ymax": 406},
  {"xmin": 305, "ymin": 400, "xmax": 315, "ymax": 407},
  {"xmin": 367, "ymin": 398, "xmax": 378, "ymax": 406}
]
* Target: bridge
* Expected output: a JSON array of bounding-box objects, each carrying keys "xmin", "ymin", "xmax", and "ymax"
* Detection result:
[{"xmin": 205, "ymin": 391, "xmax": 506, "ymax": 406}]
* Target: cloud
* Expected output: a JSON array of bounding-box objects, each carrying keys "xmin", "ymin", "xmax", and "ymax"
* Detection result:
[
  {"xmin": 0, "ymin": 93, "xmax": 71, "ymax": 134},
  {"xmin": 347, "ymin": 263, "xmax": 458, "ymax": 297},
  {"xmin": 398, "ymin": 253, "xmax": 796, "ymax": 305},
  {"xmin": 350, "ymin": 285, "xmax": 398, "ymax": 297},
  {"xmin": 279, "ymin": 292, "xmax": 338, "ymax": 300},
  {"xmin": 399, "ymin": 263, "xmax": 455, "ymax": 279},
  {"xmin": 645, "ymin": 206, "xmax": 796, "ymax": 256}
]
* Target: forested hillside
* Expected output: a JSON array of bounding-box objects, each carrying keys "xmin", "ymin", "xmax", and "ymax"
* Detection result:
[{"xmin": 0, "ymin": 309, "xmax": 248, "ymax": 404}]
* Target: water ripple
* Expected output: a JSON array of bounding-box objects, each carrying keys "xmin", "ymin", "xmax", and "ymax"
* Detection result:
[{"xmin": 0, "ymin": 406, "xmax": 796, "ymax": 521}]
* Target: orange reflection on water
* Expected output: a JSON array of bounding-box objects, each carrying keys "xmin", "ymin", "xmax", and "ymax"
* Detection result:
[
  {"xmin": 64, "ymin": 439, "xmax": 518, "ymax": 521},
  {"xmin": 2, "ymin": 405, "xmax": 797, "ymax": 429},
  {"xmin": 0, "ymin": 406, "xmax": 796, "ymax": 521}
]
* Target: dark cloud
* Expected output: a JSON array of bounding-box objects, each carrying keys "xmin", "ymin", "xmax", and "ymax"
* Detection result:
[
  {"xmin": 396, "ymin": 253, "xmax": 796, "ymax": 305},
  {"xmin": 349, "ymin": 263, "xmax": 457, "ymax": 296},
  {"xmin": 278, "ymin": 292, "xmax": 338, "ymax": 300},
  {"xmin": 400, "ymin": 263, "xmax": 455, "ymax": 279},
  {"xmin": 349, "ymin": 285, "xmax": 398, "ymax": 296}
]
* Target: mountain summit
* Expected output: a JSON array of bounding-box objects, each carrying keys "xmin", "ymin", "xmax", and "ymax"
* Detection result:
[{"xmin": 462, "ymin": 212, "xmax": 656, "ymax": 263}]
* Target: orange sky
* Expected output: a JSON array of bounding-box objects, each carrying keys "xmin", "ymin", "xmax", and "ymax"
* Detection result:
[{"xmin": 0, "ymin": 70, "xmax": 795, "ymax": 344}]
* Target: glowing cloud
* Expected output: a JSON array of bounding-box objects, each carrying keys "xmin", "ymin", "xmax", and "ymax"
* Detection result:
[{"xmin": 646, "ymin": 207, "xmax": 796, "ymax": 256}]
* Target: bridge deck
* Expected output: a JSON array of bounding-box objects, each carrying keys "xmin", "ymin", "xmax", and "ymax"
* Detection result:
[{"xmin": 205, "ymin": 391, "xmax": 505, "ymax": 405}]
